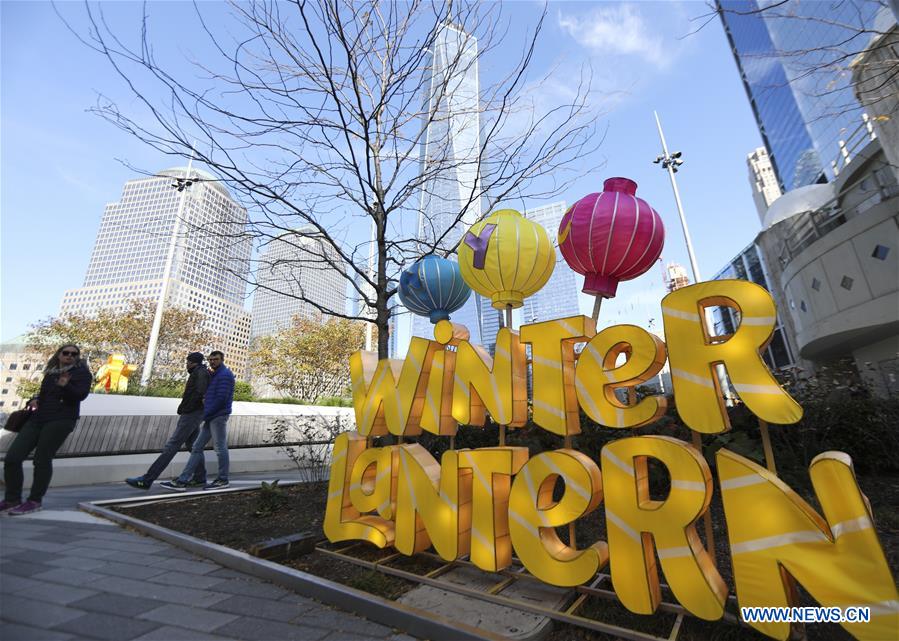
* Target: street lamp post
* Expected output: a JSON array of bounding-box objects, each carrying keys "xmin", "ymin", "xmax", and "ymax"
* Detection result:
[
  {"xmin": 139, "ymin": 156, "xmax": 196, "ymax": 387},
  {"xmin": 653, "ymin": 111, "xmax": 701, "ymax": 283}
]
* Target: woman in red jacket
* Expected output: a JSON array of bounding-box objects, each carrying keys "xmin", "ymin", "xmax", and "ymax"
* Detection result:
[{"xmin": 1, "ymin": 344, "xmax": 92, "ymax": 515}]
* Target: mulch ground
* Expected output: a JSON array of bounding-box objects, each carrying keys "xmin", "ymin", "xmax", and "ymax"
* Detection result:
[{"xmin": 114, "ymin": 474, "xmax": 899, "ymax": 641}]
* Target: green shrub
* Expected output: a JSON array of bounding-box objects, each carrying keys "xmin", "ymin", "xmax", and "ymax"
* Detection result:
[{"xmin": 234, "ymin": 380, "xmax": 254, "ymax": 402}]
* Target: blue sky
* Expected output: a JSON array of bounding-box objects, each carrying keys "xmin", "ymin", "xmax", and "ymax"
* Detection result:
[{"xmin": 1, "ymin": 1, "xmax": 767, "ymax": 343}]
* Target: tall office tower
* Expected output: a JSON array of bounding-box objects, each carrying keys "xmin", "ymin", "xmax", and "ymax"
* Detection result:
[
  {"xmin": 718, "ymin": 0, "xmax": 824, "ymax": 190},
  {"xmin": 60, "ymin": 167, "xmax": 253, "ymax": 369},
  {"xmin": 664, "ymin": 262, "xmax": 691, "ymax": 293},
  {"xmin": 522, "ymin": 202, "xmax": 580, "ymax": 324},
  {"xmin": 250, "ymin": 229, "xmax": 347, "ymax": 339},
  {"xmin": 413, "ymin": 23, "xmax": 484, "ymax": 344},
  {"xmin": 747, "ymin": 147, "xmax": 783, "ymax": 221},
  {"xmin": 719, "ymin": 0, "xmax": 885, "ymax": 186}
]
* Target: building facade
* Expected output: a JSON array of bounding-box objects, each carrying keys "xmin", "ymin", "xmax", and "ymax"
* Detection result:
[
  {"xmin": 664, "ymin": 262, "xmax": 691, "ymax": 293},
  {"xmin": 0, "ymin": 338, "xmax": 45, "ymax": 412},
  {"xmin": 60, "ymin": 167, "xmax": 253, "ymax": 373},
  {"xmin": 413, "ymin": 23, "xmax": 484, "ymax": 345},
  {"xmin": 522, "ymin": 202, "xmax": 580, "ymax": 324},
  {"xmin": 719, "ymin": 0, "xmax": 890, "ymax": 187},
  {"xmin": 718, "ymin": 0, "xmax": 825, "ymax": 190},
  {"xmin": 747, "ymin": 147, "xmax": 783, "ymax": 222},
  {"xmin": 250, "ymin": 230, "xmax": 346, "ymax": 339},
  {"xmin": 717, "ymin": 1, "xmax": 899, "ymax": 396}
]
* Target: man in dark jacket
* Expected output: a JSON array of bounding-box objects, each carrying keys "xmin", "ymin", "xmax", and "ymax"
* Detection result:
[
  {"xmin": 125, "ymin": 352, "xmax": 209, "ymax": 490},
  {"xmin": 161, "ymin": 350, "xmax": 235, "ymax": 491}
]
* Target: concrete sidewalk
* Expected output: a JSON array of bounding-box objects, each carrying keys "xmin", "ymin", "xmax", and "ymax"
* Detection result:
[{"xmin": 0, "ymin": 473, "xmax": 418, "ymax": 641}]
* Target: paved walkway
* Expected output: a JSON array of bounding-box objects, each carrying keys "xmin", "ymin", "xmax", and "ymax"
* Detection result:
[{"xmin": 0, "ymin": 474, "xmax": 418, "ymax": 641}]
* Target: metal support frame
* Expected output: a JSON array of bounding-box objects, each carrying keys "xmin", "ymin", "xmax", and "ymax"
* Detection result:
[{"xmin": 316, "ymin": 543, "xmax": 745, "ymax": 641}]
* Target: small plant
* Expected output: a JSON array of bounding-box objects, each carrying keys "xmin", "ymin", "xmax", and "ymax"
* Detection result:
[
  {"xmin": 267, "ymin": 413, "xmax": 349, "ymax": 482},
  {"xmin": 254, "ymin": 480, "xmax": 288, "ymax": 517}
]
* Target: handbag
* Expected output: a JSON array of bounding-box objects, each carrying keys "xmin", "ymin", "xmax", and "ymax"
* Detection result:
[{"xmin": 3, "ymin": 408, "xmax": 33, "ymax": 433}]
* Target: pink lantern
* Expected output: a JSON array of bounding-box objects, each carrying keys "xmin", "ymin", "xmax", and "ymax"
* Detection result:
[{"xmin": 558, "ymin": 177, "xmax": 664, "ymax": 298}]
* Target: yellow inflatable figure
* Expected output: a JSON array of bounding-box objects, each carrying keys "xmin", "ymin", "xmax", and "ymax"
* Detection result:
[
  {"xmin": 458, "ymin": 209, "xmax": 555, "ymax": 309},
  {"xmin": 94, "ymin": 354, "xmax": 135, "ymax": 393}
]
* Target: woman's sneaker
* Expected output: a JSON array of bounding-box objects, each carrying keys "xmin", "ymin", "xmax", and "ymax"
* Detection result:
[
  {"xmin": 8, "ymin": 500, "xmax": 41, "ymax": 516},
  {"xmin": 0, "ymin": 500, "xmax": 22, "ymax": 514},
  {"xmin": 204, "ymin": 478, "xmax": 230, "ymax": 490}
]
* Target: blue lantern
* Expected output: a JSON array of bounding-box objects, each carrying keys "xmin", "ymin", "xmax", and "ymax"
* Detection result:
[{"xmin": 398, "ymin": 255, "xmax": 471, "ymax": 323}]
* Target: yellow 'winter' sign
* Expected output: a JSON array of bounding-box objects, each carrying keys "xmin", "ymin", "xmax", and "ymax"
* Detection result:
[{"xmin": 326, "ymin": 281, "xmax": 898, "ymax": 641}]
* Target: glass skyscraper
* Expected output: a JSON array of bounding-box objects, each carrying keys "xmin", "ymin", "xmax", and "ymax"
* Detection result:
[
  {"xmin": 719, "ymin": 0, "xmax": 884, "ymax": 188},
  {"xmin": 521, "ymin": 202, "xmax": 580, "ymax": 324},
  {"xmin": 718, "ymin": 0, "xmax": 823, "ymax": 190},
  {"xmin": 413, "ymin": 23, "xmax": 483, "ymax": 345},
  {"xmin": 711, "ymin": 243, "xmax": 795, "ymax": 370}
]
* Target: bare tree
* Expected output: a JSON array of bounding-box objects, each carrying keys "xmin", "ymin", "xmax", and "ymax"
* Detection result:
[{"xmin": 62, "ymin": 0, "xmax": 604, "ymax": 358}]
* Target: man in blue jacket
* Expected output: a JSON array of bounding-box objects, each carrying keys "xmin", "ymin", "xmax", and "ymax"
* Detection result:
[{"xmin": 161, "ymin": 350, "xmax": 235, "ymax": 491}]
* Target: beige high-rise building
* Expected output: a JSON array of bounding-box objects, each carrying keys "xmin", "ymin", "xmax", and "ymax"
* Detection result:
[
  {"xmin": 60, "ymin": 167, "xmax": 253, "ymax": 374},
  {"xmin": 249, "ymin": 229, "xmax": 347, "ymax": 339},
  {"xmin": 747, "ymin": 147, "xmax": 783, "ymax": 223}
]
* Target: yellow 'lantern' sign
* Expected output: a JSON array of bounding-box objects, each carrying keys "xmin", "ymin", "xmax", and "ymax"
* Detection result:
[{"xmin": 326, "ymin": 280, "xmax": 897, "ymax": 641}]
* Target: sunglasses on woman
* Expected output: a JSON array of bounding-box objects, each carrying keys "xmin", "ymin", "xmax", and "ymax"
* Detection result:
[{"xmin": 61, "ymin": 351, "xmax": 80, "ymax": 357}]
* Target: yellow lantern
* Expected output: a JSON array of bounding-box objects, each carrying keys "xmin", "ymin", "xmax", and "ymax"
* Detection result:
[{"xmin": 458, "ymin": 209, "xmax": 555, "ymax": 309}]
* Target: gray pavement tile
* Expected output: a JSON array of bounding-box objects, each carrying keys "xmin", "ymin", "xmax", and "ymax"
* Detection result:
[
  {"xmin": 295, "ymin": 607, "xmax": 393, "ymax": 637},
  {"xmin": 45, "ymin": 555, "xmax": 109, "ymax": 571},
  {"xmin": 7, "ymin": 539, "xmax": 70, "ymax": 553},
  {"xmin": 324, "ymin": 632, "xmax": 385, "ymax": 641},
  {"xmin": 279, "ymin": 594, "xmax": 320, "ymax": 608},
  {"xmin": 0, "ymin": 524, "xmax": 54, "ymax": 537},
  {"xmin": 205, "ymin": 568, "xmax": 245, "ymax": 580},
  {"xmin": 87, "ymin": 575, "xmax": 231, "ymax": 608},
  {"xmin": 29, "ymin": 534, "xmax": 79, "ymax": 545},
  {"xmin": 0, "ymin": 560, "xmax": 55, "ymax": 577},
  {"xmin": 154, "ymin": 548, "xmax": 207, "ymax": 561},
  {"xmin": 386, "ymin": 634, "xmax": 419, "ymax": 641},
  {"xmin": 214, "ymin": 616, "xmax": 331, "ymax": 641},
  {"xmin": 0, "ymin": 621, "xmax": 75, "ymax": 640},
  {"xmin": 207, "ymin": 578, "xmax": 293, "ymax": 600},
  {"xmin": 208, "ymin": 594, "xmax": 305, "ymax": 623},
  {"xmin": 1, "ymin": 548, "xmax": 60, "ymax": 564},
  {"xmin": 139, "ymin": 603, "xmax": 240, "ymax": 633},
  {"xmin": 74, "ymin": 528, "xmax": 153, "ymax": 542},
  {"xmin": 132, "ymin": 625, "xmax": 236, "ymax": 641},
  {"xmin": 0, "ymin": 545, "xmax": 30, "ymax": 557},
  {"xmin": 54, "ymin": 612, "xmax": 160, "ymax": 641},
  {"xmin": 70, "ymin": 537, "xmax": 168, "ymax": 555},
  {"xmin": 17, "ymin": 582, "xmax": 100, "ymax": 606},
  {"xmin": 69, "ymin": 592, "xmax": 164, "ymax": 617},
  {"xmin": 147, "ymin": 570, "xmax": 230, "ymax": 590},
  {"xmin": 153, "ymin": 557, "xmax": 221, "ymax": 576},
  {"xmin": 59, "ymin": 546, "xmax": 121, "ymax": 560},
  {"xmin": 31, "ymin": 567, "xmax": 105, "ymax": 587},
  {"xmin": 0, "ymin": 573, "xmax": 46, "ymax": 592},
  {"xmin": 0, "ymin": 595, "xmax": 85, "ymax": 629},
  {"xmin": 91, "ymin": 560, "xmax": 169, "ymax": 580}
]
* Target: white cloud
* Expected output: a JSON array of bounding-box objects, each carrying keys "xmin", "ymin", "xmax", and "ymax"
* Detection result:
[{"xmin": 557, "ymin": 4, "xmax": 673, "ymax": 69}]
